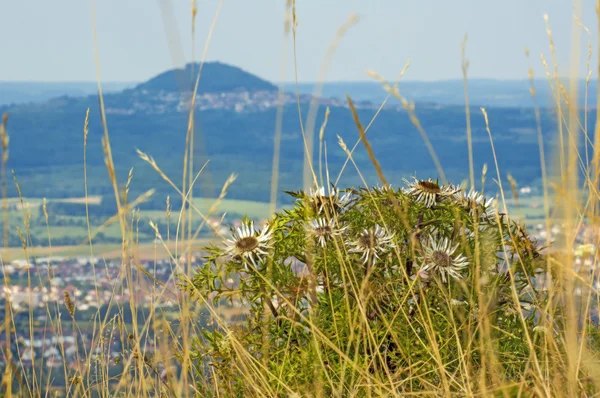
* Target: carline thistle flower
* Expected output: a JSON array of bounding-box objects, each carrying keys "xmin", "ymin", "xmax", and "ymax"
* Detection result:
[
  {"xmin": 454, "ymin": 188, "xmax": 496, "ymax": 221},
  {"xmin": 307, "ymin": 186, "xmax": 351, "ymax": 214},
  {"xmin": 307, "ymin": 217, "xmax": 347, "ymax": 247},
  {"xmin": 403, "ymin": 177, "xmax": 456, "ymax": 208},
  {"xmin": 419, "ymin": 236, "xmax": 469, "ymax": 283},
  {"xmin": 224, "ymin": 220, "xmax": 273, "ymax": 267},
  {"xmin": 349, "ymin": 224, "xmax": 395, "ymax": 264}
]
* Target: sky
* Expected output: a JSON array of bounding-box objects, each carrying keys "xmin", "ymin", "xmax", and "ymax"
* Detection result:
[{"xmin": 0, "ymin": 1, "xmax": 597, "ymax": 83}]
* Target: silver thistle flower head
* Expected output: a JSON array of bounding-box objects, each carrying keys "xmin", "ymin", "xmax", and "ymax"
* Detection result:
[
  {"xmin": 403, "ymin": 177, "xmax": 455, "ymax": 208},
  {"xmin": 349, "ymin": 224, "xmax": 395, "ymax": 264},
  {"xmin": 307, "ymin": 186, "xmax": 351, "ymax": 214},
  {"xmin": 419, "ymin": 236, "xmax": 469, "ymax": 282},
  {"xmin": 224, "ymin": 220, "xmax": 273, "ymax": 266},
  {"xmin": 307, "ymin": 217, "xmax": 347, "ymax": 247},
  {"xmin": 455, "ymin": 188, "xmax": 496, "ymax": 221}
]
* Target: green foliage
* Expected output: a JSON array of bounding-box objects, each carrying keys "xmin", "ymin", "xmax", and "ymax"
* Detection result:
[
  {"xmin": 186, "ymin": 180, "xmax": 551, "ymax": 395},
  {"xmin": 0, "ymin": 83, "xmax": 567, "ymax": 203}
]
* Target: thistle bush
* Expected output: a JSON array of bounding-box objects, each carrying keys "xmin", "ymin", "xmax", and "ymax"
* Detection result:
[{"xmin": 188, "ymin": 178, "xmax": 551, "ymax": 396}]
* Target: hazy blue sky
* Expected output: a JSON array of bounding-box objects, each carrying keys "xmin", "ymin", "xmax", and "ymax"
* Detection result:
[{"xmin": 0, "ymin": 1, "xmax": 597, "ymax": 83}]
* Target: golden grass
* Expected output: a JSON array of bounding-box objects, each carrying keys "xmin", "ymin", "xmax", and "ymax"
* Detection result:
[{"xmin": 2, "ymin": 1, "xmax": 600, "ymax": 397}]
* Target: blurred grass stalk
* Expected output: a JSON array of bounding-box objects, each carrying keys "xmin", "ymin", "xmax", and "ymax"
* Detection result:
[{"xmin": 1, "ymin": 113, "xmax": 12, "ymax": 396}]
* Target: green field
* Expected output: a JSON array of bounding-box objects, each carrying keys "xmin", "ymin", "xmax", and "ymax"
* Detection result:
[
  {"xmin": 1, "ymin": 196, "xmax": 276, "ymax": 251},
  {"xmin": 144, "ymin": 197, "xmax": 276, "ymax": 221},
  {"xmin": 1, "ymin": 192, "xmax": 552, "ymax": 250},
  {"xmin": 503, "ymin": 195, "xmax": 549, "ymax": 226}
]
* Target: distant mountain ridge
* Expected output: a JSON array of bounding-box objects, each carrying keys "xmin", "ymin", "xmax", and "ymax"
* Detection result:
[
  {"xmin": 2, "ymin": 62, "xmax": 387, "ymax": 116},
  {"xmin": 3, "ymin": 63, "xmax": 595, "ymax": 109},
  {"xmin": 133, "ymin": 62, "xmax": 277, "ymax": 94},
  {"xmin": 294, "ymin": 79, "xmax": 600, "ymax": 108},
  {"xmin": 0, "ymin": 81, "xmax": 133, "ymax": 107},
  {"xmin": 0, "ymin": 61, "xmax": 580, "ymax": 204}
]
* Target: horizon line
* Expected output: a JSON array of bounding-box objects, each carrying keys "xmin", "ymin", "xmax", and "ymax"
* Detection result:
[{"xmin": 0, "ymin": 77, "xmax": 596, "ymax": 85}]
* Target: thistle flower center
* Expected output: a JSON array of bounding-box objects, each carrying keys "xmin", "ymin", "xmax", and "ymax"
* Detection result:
[
  {"xmin": 358, "ymin": 233, "xmax": 377, "ymax": 249},
  {"xmin": 236, "ymin": 236, "xmax": 259, "ymax": 253},
  {"xmin": 417, "ymin": 181, "xmax": 441, "ymax": 194},
  {"xmin": 314, "ymin": 225, "xmax": 332, "ymax": 237},
  {"xmin": 312, "ymin": 196, "xmax": 337, "ymax": 210},
  {"xmin": 432, "ymin": 250, "xmax": 452, "ymax": 268}
]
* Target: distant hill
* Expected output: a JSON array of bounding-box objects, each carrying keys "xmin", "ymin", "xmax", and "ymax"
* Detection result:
[
  {"xmin": 0, "ymin": 61, "xmax": 581, "ymax": 205},
  {"xmin": 0, "ymin": 62, "xmax": 276, "ymax": 107},
  {"xmin": 134, "ymin": 62, "xmax": 276, "ymax": 94},
  {"xmin": 3, "ymin": 73, "xmax": 595, "ymax": 109}
]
